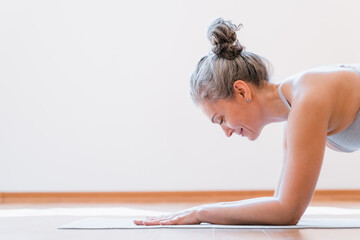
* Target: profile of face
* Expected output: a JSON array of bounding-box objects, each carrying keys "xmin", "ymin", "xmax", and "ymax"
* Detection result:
[{"xmin": 200, "ymin": 81, "xmax": 265, "ymax": 141}]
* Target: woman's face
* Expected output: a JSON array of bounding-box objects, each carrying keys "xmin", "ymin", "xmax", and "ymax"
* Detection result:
[{"xmin": 200, "ymin": 95, "xmax": 264, "ymax": 141}]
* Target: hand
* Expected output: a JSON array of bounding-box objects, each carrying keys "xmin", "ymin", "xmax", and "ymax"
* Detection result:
[{"xmin": 133, "ymin": 208, "xmax": 202, "ymax": 226}]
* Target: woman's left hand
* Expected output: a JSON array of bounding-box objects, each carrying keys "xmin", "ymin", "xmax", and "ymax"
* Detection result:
[{"xmin": 133, "ymin": 209, "xmax": 202, "ymax": 226}]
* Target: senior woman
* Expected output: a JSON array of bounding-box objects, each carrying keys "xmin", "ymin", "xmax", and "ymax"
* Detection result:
[{"xmin": 134, "ymin": 18, "xmax": 360, "ymax": 226}]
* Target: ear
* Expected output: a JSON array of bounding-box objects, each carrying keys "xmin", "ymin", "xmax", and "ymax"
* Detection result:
[{"xmin": 233, "ymin": 80, "xmax": 252, "ymax": 101}]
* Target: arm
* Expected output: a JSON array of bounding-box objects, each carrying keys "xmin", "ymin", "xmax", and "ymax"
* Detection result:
[
  {"xmin": 274, "ymin": 122, "xmax": 287, "ymax": 198},
  {"xmin": 196, "ymin": 93, "xmax": 329, "ymax": 225},
  {"xmin": 135, "ymin": 78, "xmax": 331, "ymax": 226}
]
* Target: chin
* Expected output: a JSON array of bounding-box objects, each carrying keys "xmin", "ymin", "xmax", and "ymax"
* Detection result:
[
  {"xmin": 247, "ymin": 135, "xmax": 256, "ymax": 141},
  {"xmin": 247, "ymin": 131, "xmax": 261, "ymax": 141}
]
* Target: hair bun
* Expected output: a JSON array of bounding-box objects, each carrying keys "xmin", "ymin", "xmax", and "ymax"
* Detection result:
[{"xmin": 207, "ymin": 18, "xmax": 244, "ymax": 60}]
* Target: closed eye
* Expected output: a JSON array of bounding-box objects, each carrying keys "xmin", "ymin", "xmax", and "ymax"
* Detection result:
[{"xmin": 219, "ymin": 118, "xmax": 224, "ymax": 125}]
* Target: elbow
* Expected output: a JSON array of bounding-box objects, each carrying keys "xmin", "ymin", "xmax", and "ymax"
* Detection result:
[
  {"xmin": 275, "ymin": 210, "xmax": 301, "ymax": 225},
  {"xmin": 283, "ymin": 214, "xmax": 301, "ymax": 225},
  {"xmin": 279, "ymin": 203, "xmax": 304, "ymax": 225},
  {"xmin": 272, "ymin": 198, "xmax": 302, "ymax": 225}
]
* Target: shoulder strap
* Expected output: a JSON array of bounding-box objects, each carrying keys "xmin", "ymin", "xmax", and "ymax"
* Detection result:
[{"xmin": 278, "ymin": 82, "xmax": 292, "ymax": 110}]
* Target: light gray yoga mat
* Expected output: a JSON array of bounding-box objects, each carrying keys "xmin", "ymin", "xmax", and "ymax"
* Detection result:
[{"xmin": 58, "ymin": 217, "xmax": 360, "ymax": 229}]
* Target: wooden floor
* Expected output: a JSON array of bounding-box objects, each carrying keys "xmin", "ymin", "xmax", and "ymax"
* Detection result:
[{"xmin": 1, "ymin": 201, "xmax": 360, "ymax": 240}]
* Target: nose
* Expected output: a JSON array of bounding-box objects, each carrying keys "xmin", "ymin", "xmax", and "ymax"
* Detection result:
[{"xmin": 221, "ymin": 125, "xmax": 234, "ymax": 137}]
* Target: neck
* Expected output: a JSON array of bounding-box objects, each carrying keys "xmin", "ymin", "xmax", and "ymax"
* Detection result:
[{"xmin": 256, "ymin": 82, "xmax": 290, "ymax": 125}]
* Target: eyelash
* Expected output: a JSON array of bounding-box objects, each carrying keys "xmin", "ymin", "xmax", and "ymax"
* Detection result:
[{"xmin": 219, "ymin": 118, "xmax": 224, "ymax": 125}]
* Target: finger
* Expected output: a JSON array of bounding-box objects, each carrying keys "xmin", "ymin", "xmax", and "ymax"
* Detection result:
[
  {"xmin": 140, "ymin": 211, "xmax": 195, "ymax": 226},
  {"xmin": 162, "ymin": 213, "xmax": 200, "ymax": 225},
  {"xmin": 145, "ymin": 212, "xmax": 182, "ymax": 221},
  {"xmin": 159, "ymin": 219, "xmax": 176, "ymax": 225},
  {"xmin": 133, "ymin": 219, "xmax": 145, "ymax": 225},
  {"xmin": 143, "ymin": 216, "xmax": 180, "ymax": 226},
  {"xmin": 142, "ymin": 217, "xmax": 182, "ymax": 226},
  {"xmin": 135, "ymin": 219, "xmax": 164, "ymax": 226},
  {"xmin": 142, "ymin": 219, "xmax": 166, "ymax": 226}
]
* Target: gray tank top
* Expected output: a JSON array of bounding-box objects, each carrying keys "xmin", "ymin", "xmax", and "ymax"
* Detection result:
[{"xmin": 278, "ymin": 64, "xmax": 360, "ymax": 152}]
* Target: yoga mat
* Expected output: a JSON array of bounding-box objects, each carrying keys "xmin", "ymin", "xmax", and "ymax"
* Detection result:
[{"xmin": 58, "ymin": 217, "xmax": 360, "ymax": 229}]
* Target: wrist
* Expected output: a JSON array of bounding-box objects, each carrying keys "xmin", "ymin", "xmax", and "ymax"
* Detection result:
[{"xmin": 195, "ymin": 205, "xmax": 213, "ymax": 223}]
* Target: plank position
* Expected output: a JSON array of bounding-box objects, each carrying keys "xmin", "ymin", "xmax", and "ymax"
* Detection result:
[{"xmin": 134, "ymin": 18, "xmax": 360, "ymax": 226}]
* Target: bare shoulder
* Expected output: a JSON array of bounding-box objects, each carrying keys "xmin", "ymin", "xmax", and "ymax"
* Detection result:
[
  {"xmin": 286, "ymin": 64, "xmax": 360, "ymax": 134},
  {"xmin": 292, "ymin": 65, "xmax": 359, "ymax": 100}
]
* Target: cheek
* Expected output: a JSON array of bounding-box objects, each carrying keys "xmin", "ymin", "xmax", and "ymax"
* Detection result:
[{"xmin": 226, "ymin": 116, "xmax": 242, "ymax": 129}]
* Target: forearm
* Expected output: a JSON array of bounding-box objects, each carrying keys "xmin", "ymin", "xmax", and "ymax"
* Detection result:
[
  {"xmin": 196, "ymin": 197, "xmax": 299, "ymax": 225},
  {"xmin": 193, "ymin": 195, "xmax": 276, "ymax": 210}
]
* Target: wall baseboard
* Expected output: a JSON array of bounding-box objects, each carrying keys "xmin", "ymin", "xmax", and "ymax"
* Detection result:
[{"xmin": 1, "ymin": 190, "xmax": 360, "ymax": 204}]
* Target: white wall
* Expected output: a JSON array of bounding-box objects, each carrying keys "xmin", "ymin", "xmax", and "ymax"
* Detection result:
[{"xmin": 1, "ymin": 0, "xmax": 360, "ymax": 192}]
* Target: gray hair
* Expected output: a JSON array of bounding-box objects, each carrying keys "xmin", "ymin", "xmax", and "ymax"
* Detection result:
[{"xmin": 190, "ymin": 18, "xmax": 271, "ymax": 105}]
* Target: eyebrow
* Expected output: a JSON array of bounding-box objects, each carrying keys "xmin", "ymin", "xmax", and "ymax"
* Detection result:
[{"xmin": 211, "ymin": 113, "xmax": 217, "ymax": 123}]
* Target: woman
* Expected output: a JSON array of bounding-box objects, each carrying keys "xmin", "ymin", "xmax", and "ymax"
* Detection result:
[{"xmin": 134, "ymin": 18, "xmax": 360, "ymax": 226}]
